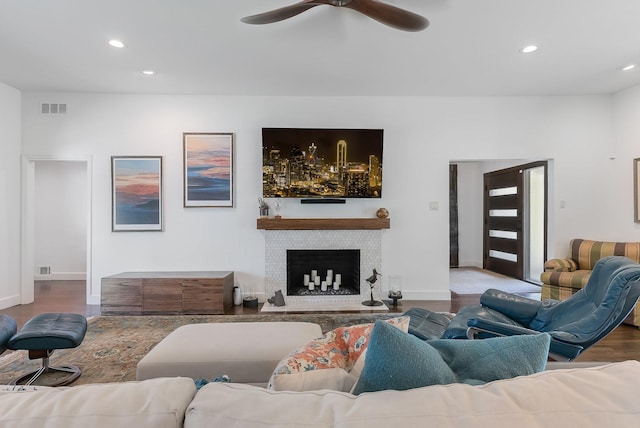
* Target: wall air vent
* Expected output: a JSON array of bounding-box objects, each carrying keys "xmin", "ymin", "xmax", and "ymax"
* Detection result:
[
  {"xmin": 41, "ymin": 103, "xmax": 67, "ymax": 115},
  {"xmin": 39, "ymin": 266, "xmax": 51, "ymax": 275}
]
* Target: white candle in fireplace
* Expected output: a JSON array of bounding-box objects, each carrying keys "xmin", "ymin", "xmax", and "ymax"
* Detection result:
[
  {"xmin": 303, "ymin": 274, "xmax": 310, "ymax": 286},
  {"xmin": 321, "ymin": 282, "xmax": 327, "ymax": 292},
  {"xmin": 335, "ymin": 273, "xmax": 342, "ymax": 285},
  {"xmin": 311, "ymin": 270, "xmax": 317, "ymax": 281},
  {"xmin": 309, "ymin": 283, "xmax": 315, "ymax": 291},
  {"xmin": 314, "ymin": 276, "xmax": 320, "ymax": 286},
  {"xmin": 333, "ymin": 282, "xmax": 339, "ymax": 290},
  {"xmin": 326, "ymin": 270, "xmax": 333, "ymax": 283}
]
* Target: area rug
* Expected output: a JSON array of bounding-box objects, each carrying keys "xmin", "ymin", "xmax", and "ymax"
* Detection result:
[{"xmin": 0, "ymin": 313, "xmax": 398, "ymax": 386}]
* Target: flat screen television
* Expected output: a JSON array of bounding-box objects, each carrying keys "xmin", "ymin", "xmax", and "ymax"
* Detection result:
[{"xmin": 262, "ymin": 128, "xmax": 383, "ymax": 199}]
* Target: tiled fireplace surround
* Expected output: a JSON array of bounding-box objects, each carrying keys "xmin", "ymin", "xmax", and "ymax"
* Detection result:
[{"xmin": 264, "ymin": 230, "xmax": 382, "ymax": 304}]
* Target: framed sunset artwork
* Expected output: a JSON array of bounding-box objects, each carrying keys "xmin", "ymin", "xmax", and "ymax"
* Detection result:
[
  {"xmin": 183, "ymin": 133, "xmax": 234, "ymax": 207},
  {"xmin": 111, "ymin": 156, "xmax": 163, "ymax": 231}
]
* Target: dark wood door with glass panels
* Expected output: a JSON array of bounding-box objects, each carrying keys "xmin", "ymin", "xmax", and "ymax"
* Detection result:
[{"xmin": 483, "ymin": 168, "xmax": 523, "ymax": 279}]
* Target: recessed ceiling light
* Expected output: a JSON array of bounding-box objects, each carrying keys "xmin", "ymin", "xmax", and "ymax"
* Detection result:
[
  {"xmin": 108, "ymin": 40, "xmax": 125, "ymax": 48},
  {"xmin": 621, "ymin": 64, "xmax": 636, "ymax": 72},
  {"xmin": 519, "ymin": 45, "xmax": 539, "ymax": 54},
  {"xmin": 141, "ymin": 70, "xmax": 156, "ymax": 76}
]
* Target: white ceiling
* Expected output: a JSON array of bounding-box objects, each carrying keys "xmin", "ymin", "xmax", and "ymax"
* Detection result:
[{"xmin": 1, "ymin": 0, "xmax": 640, "ymax": 96}]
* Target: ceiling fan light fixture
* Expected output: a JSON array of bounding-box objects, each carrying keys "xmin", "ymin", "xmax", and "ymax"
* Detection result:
[
  {"xmin": 519, "ymin": 45, "xmax": 539, "ymax": 54},
  {"xmin": 241, "ymin": 0, "xmax": 428, "ymax": 32},
  {"xmin": 140, "ymin": 70, "xmax": 156, "ymax": 76},
  {"xmin": 108, "ymin": 39, "xmax": 125, "ymax": 49}
]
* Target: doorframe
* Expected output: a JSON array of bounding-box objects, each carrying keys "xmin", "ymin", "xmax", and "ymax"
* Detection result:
[
  {"xmin": 21, "ymin": 155, "xmax": 93, "ymax": 304},
  {"xmin": 522, "ymin": 162, "xmax": 549, "ymax": 283}
]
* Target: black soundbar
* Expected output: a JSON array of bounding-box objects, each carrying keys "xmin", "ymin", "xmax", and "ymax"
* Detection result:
[{"xmin": 300, "ymin": 198, "xmax": 346, "ymax": 204}]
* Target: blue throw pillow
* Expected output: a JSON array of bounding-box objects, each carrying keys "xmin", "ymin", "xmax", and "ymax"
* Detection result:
[{"xmin": 352, "ymin": 320, "xmax": 550, "ymax": 394}]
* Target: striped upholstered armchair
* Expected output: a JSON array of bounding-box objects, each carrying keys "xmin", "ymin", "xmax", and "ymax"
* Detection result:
[{"xmin": 541, "ymin": 239, "xmax": 640, "ymax": 326}]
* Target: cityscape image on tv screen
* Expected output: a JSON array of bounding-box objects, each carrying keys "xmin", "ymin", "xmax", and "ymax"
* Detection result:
[{"xmin": 262, "ymin": 128, "xmax": 383, "ymax": 199}]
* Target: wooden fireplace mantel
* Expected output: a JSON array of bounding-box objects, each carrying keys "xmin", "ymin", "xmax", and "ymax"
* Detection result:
[{"xmin": 256, "ymin": 217, "xmax": 390, "ymax": 230}]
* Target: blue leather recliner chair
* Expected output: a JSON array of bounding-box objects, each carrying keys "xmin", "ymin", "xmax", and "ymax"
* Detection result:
[{"xmin": 407, "ymin": 256, "xmax": 640, "ymax": 361}]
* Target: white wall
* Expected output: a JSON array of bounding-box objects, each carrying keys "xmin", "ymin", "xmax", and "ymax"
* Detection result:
[
  {"xmin": 34, "ymin": 160, "xmax": 87, "ymax": 279},
  {"xmin": 0, "ymin": 82, "xmax": 21, "ymax": 308},
  {"xmin": 613, "ymin": 85, "xmax": 640, "ymax": 239},
  {"xmin": 19, "ymin": 93, "xmax": 633, "ymax": 304}
]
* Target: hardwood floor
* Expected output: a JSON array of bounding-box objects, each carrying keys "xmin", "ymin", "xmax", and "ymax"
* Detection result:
[
  {"xmin": 2, "ymin": 281, "xmax": 639, "ymax": 363},
  {"xmin": 0, "ymin": 281, "xmax": 100, "ymax": 328}
]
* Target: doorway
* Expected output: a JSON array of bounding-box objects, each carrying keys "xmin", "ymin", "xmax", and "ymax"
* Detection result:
[{"xmin": 21, "ymin": 157, "xmax": 92, "ymax": 304}]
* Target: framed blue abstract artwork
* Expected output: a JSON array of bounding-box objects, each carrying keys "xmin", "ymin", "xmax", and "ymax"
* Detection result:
[
  {"xmin": 183, "ymin": 133, "xmax": 234, "ymax": 207},
  {"xmin": 111, "ymin": 156, "xmax": 163, "ymax": 231}
]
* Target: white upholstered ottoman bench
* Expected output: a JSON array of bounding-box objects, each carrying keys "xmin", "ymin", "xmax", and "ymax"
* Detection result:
[{"xmin": 136, "ymin": 322, "xmax": 322, "ymax": 386}]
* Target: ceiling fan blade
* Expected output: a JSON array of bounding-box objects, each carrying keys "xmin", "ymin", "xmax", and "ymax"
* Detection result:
[
  {"xmin": 345, "ymin": 0, "xmax": 429, "ymax": 32},
  {"xmin": 241, "ymin": 0, "xmax": 331, "ymax": 25}
]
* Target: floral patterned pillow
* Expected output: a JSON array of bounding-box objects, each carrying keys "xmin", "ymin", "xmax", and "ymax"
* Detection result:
[
  {"xmin": 271, "ymin": 328, "xmax": 348, "ymax": 374},
  {"xmin": 334, "ymin": 318, "xmax": 409, "ymax": 371},
  {"xmin": 268, "ymin": 316, "xmax": 410, "ymax": 391}
]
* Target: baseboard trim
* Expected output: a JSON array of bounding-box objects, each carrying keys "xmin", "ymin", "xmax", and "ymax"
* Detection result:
[
  {"xmin": 457, "ymin": 260, "xmax": 483, "ymax": 268},
  {"xmin": 0, "ymin": 294, "xmax": 21, "ymax": 310},
  {"xmin": 402, "ymin": 290, "xmax": 451, "ymax": 300},
  {"xmin": 35, "ymin": 272, "xmax": 86, "ymax": 281}
]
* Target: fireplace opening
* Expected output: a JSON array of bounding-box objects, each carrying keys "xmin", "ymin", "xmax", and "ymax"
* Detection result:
[{"xmin": 287, "ymin": 249, "xmax": 360, "ymax": 296}]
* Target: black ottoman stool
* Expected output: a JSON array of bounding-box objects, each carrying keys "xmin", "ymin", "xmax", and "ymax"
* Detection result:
[{"xmin": 8, "ymin": 313, "xmax": 87, "ymax": 386}]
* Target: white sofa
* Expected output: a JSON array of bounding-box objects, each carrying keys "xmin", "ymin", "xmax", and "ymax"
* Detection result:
[{"xmin": 1, "ymin": 361, "xmax": 639, "ymax": 428}]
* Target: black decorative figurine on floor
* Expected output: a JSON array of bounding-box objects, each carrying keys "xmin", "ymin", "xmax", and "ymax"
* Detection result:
[
  {"xmin": 362, "ymin": 268, "xmax": 384, "ymax": 307},
  {"xmin": 268, "ymin": 290, "xmax": 286, "ymax": 307}
]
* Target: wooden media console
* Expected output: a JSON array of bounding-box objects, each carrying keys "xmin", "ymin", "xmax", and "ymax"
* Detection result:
[{"xmin": 101, "ymin": 271, "xmax": 234, "ymax": 315}]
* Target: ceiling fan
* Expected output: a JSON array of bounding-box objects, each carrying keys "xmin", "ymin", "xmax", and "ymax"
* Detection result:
[{"xmin": 241, "ymin": 0, "xmax": 429, "ymax": 32}]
